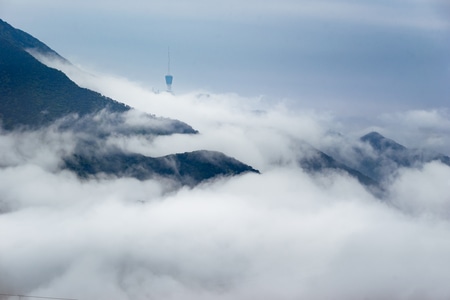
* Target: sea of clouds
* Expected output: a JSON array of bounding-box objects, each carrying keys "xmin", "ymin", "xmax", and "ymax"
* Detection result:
[{"xmin": 1, "ymin": 57, "xmax": 450, "ymax": 300}]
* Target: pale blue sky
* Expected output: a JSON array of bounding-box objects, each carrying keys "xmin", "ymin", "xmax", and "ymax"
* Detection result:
[{"xmin": 1, "ymin": 0, "xmax": 450, "ymax": 116}]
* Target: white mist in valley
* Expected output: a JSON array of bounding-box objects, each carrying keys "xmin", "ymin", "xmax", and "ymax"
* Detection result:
[{"xmin": 1, "ymin": 58, "xmax": 450, "ymax": 300}]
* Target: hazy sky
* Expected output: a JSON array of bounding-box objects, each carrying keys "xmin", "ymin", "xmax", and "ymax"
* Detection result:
[
  {"xmin": 2, "ymin": 0, "xmax": 450, "ymax": 117},
  {"xmin": 2, "ymin": 2, "xmax": 450, "ymax": 299}
]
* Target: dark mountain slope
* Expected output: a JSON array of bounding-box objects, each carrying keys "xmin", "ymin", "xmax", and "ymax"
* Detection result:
[
  {"xmin": 0, "ymin": 25, "xmax": 129, "ymax": 130},
  {"xmin": 297, "ymin": 143, "xmax": 381, "ymax": 197},
  {"xmin": 299, "ymin": 148, "xmax": 378, "ymax": 187},
  {"xmin": 0, "ymin": 19, "xmax": 195, "ymax": 134},
  {"xmin": 0, "ymin": 19, "xmax": 62, "ymax": 59},
  {"xmin": 64, "ymin": 150, "xmax": 259, "ymax": 186}
]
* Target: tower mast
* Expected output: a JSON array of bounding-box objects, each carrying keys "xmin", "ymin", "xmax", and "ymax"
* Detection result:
[{"xmin": 168, "ymin": 47, "xmax": 171, "ymax": 74}]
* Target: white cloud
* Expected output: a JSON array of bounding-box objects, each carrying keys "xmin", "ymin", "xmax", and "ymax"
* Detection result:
[
  {"xmin": 2, "ymin": 55, "xmax": 450, "ymax": 299},
  {"xmin": 0, "ymin": 125, "xmax": 76, "ymax": 170},
  {"xmin": 379, "ymin": 109, "xmax": 450, "ymax": 154},
  {"xmin": 2, "ymin": 159, "xmax": 450, "ymax": 299},
  {"xmin": 381, "ymin": 109, "xmax": 450, "ymax": 130},
  {"xmin": 30, "ymin": 53, "xmax": 335, "ymax": 171},
  {"xmin": 390, "ymin": 161, "xmax": 450, "ymax": 218}
]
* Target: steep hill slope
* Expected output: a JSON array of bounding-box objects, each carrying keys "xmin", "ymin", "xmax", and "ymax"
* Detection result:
[
  {"xmin": 0, "ymin": 19, "xmax": 131, "ymax": 130},
  {"xmin": 0, "ymin": 19, "xmax": 62, "ymax": 59}
]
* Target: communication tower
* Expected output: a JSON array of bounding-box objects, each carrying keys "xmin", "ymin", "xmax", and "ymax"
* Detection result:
[{"xmin": 165, "ymin": 47, "xmax": 173, "ymax": 93}]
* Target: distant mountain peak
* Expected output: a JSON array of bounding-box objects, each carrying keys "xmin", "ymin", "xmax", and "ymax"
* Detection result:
[{"xmin": 360, "ymin": 131, "xmax": 406, "ymax": 152}]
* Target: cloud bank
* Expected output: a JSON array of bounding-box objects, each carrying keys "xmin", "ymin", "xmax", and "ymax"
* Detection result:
[{"xmin": 1, "ymin": 60, "xmax": 450, "ymax": 299}]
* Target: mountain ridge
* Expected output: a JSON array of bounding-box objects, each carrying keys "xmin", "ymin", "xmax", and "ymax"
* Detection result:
[
  {"xmin": 322, "ymin": 131, "xmax": 450, "ymax": 184},
  {"xmin": 2, "ymin": 18, "xmax": 448, "ymax": 193},
  {"xmin": 0, "ymin": 18, "xmax": 259, "ymax": 185},
  {"xmin": 64, "ymin": 150, "xmax": 259, "ymax": 186},
  {"xmin": 360, "ymin": 131, "xmax": 406, "ymax": 152},
  {"xmin": 0, "ymin": 19, "xmax": 131, "ymax": 130},
  {"xmin": 0, "ymin": 19, "xmax": 63, "ymax": 59}
]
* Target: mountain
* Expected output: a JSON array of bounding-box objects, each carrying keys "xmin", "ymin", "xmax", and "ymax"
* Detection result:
[
  {"xmin": 0, "ymin": 19, "xmax": 258, "ymax": 184},
  {"xmin": 299, "ymin": 147, "xmax": 378, "ymax": 187},
  {"xmin": 297, "ymin": 142, "xmax": 383, "ymax": 196},
  {"xmin": 0, "ymin": 19, "xmax": 196, "ymax": 135},
  {"xmin": 0, "ymin": 18, "xmax": 63, "ymax": 60},
  {"xmin": 361, "ymin": 132, "xmax": 406, "ymax": 153},
  {"xmin": 0, "ymin": 19, "xmax": 132, "ymax": 130},
  {"xmin": 6, "ymin": 19, "xmax": 445, "ymax": 191},
  {"xmin": 299, "ymin": 131, "xmax": 450, "ymax": 198},
  {"xmin": 322, "ymin": 131, "xmax": 450, "ymax": 186},
  {"xmin": 358, "ymin": 131, "xmax": 450, "ymax": 181},
  {"xmin": 64, "ymin": 150, "xmax": 259, "ymax": 186}
]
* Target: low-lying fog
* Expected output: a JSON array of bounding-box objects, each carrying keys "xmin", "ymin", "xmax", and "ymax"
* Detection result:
[{"xmin": 1, "ymin": 58, "xmax": 450, "ymax": 300}]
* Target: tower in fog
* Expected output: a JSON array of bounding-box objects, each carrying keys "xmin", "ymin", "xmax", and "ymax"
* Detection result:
[{"xmin": 165, "ymin": 47, "xmax": 173, "ymax": 93}]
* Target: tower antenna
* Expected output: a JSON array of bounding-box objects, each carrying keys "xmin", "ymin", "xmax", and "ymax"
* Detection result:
[
  {"xmin": 168, "ymin": 46, "xmax": 171, "ymax": 74},
  {"xmin": 165, "ymin": 46, "xmax": 173, "ymax": 93}
]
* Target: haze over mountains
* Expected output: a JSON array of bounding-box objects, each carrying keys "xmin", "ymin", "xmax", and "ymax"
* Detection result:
[
  {"xmin": 2, "ymin": 18, "xmax": 450, "ymax": 300},
  {"xmin": 0, "ymin": 19, "xmax": 257, "ymax": 185},
  {"xmin": 2, "ymin": 18, "xmax": 449, "ymax": 192}
]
